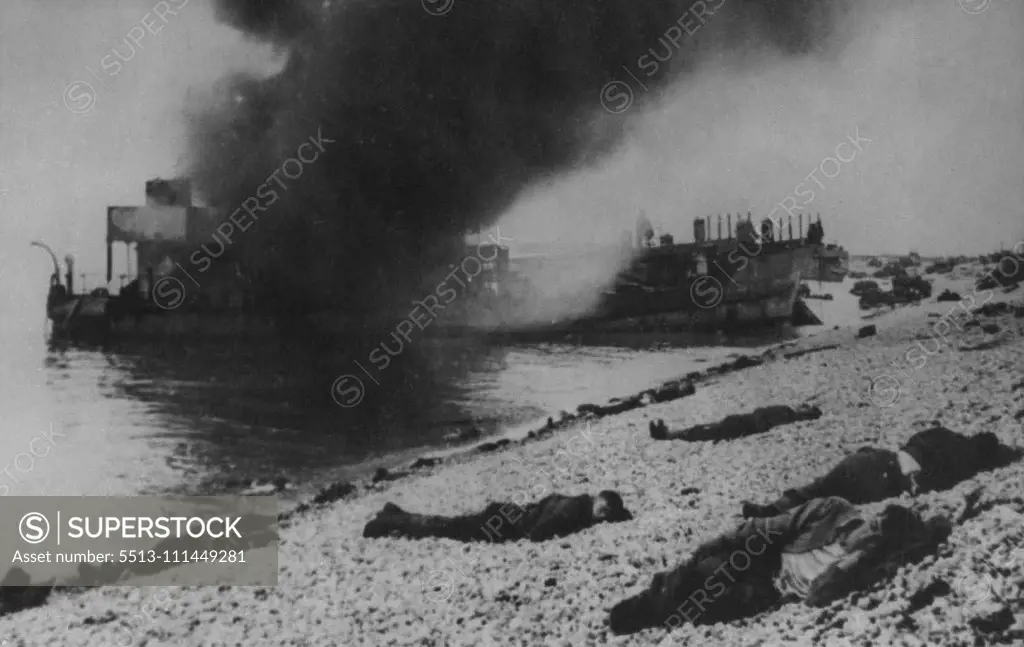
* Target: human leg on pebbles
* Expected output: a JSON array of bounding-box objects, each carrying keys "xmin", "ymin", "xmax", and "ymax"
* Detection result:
[{"xmin": 363, "ymin": 491, "xmax": 632, "ymax": 542}]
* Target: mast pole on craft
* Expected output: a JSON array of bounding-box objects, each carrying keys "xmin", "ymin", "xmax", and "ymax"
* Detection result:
[{"xmin": 30, "ymin": 241, "xmax": 61, "ymax": 286}]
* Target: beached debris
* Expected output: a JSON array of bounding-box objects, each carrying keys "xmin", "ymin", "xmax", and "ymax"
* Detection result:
[
  {"xmin": 957, "ymin": 337, "xmax": 1004, "ymax": 352},
  {"xmin": 645, "ymin": 380, "xmax": 696, "ymax": 404},
  {"xmin": 857, "ymin": 325, "xmax": 876, "ymax": 338},
  {"xmin": 443, "ymin": 426, "xmax": 483, "ymax": 444},
  {"xmin": 526, "ymin": 428, "xmax": 554, "ymax": 441},
  {"xmin": 783, "ymin": 344, "xmax": 840, "ymax": 360},
  {"xmin": 409, "ymin": 456, "xmax": 441, "ymax": 469},
  {"xmin": 968, "ymin": 603, "xmax": 1015, "ymax": 634},
  {"xmin": 475, "ymin": 439, "xmax": 511, "ymax": 453},
  {"xmin": 0, "ymin": 568, "xmax": 53, "ymax": 617},
  {"xmin": 311, "ymin": 480, "xmax": 356, "ymax": 506},
  {"xmin": 725, "ymin": 354, "xmax": 764, "ymax": 371},
  {"xmin": 373, "ymin": 468, "xmax": 404, "ymax": 483},
  {"xmin": 971, "ymin": 302, "xmax": 1015, "ymax": 317},
  {"xmin": 893, "ymin": 274, "xmax": 933, "ymax": 299},
  {"xmin": 851, "ymin": 280, "xmax": 880, "ymax": 296},
  {"xmin": 577, "ymin": 395, "xmax": 644, "ymax": 418}
]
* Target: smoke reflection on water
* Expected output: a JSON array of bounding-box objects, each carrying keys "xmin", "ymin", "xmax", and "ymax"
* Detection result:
[{"xmin": 0, "ymin": 323, "xmax": 801, "ymax": 501}]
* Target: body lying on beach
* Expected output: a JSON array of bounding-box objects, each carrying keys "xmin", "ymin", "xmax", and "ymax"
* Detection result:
[
  {"xmin": 608, "ymin": 496, "xmax": 951, "ymax": 635},
  {"xmin": 741, "ymin": 427, "xmax": 1017, "ymax": 518},
  {"xmin": 362, "ymin": 491, "xmax": 632, "ymax": 543},
  {"xmin": 649, "ymin": 404, "xmax": 823, "ymax": 442}
]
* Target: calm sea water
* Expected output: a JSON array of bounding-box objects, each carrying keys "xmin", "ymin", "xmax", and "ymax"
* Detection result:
[{"xmin": 0, "ymin": 281, "xmax": 857, "ymax": 502}]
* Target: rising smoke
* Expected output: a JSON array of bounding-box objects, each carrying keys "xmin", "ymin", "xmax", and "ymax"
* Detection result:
[{"xmin": 185, "ymin": 0, "xmax": 852, "ymax": 326}]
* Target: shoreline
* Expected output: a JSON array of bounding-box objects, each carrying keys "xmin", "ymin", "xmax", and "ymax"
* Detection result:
[{"xmin": 6, "ymin": 271, "xmax": 1024, "ymax": 646}]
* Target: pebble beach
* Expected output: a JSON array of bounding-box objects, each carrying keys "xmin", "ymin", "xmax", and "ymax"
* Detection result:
[{"xmin": 4, "ymin": 272, "xmax": 1023, "ymax": 646}]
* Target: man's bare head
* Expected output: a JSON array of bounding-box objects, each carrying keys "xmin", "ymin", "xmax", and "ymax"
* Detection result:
[{"xmin": 593, "ymin": 490, "xmax": 632, "ymax": 523}]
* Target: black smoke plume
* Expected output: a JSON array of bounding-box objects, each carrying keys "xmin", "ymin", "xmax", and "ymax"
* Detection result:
[{"xmin": 186, "ymin": 0, "xmax": 846, "ymax": 323}]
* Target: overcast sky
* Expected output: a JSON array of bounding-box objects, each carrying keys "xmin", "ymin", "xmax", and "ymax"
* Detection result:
[
  {"xmin": 1, "ymin": 0, "xmax": 1023, "ymax": 324},
  {"xmin": 1, "ymin": 0, "xmax": 276, "ymax": 320}
]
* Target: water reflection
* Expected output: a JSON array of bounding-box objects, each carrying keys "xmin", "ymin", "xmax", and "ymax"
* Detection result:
[{"xmin": 0, "ymin": 321, "xmax": 803, "ymax": 500}]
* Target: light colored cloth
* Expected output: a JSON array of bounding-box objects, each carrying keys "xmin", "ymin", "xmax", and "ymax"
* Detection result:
[
  {"xmin": 897, "ymin": 450, "xmax": 921, "ymax": 475},
  {"xmin": 897, "ymin": 450, "xmax": 922, "ymax": 494},
  {"xmin": 774, "ymin": 542, "xmax": 848, "ymax": 600}
]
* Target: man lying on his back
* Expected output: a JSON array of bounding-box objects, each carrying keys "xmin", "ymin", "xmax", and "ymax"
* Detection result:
[
  {"xmin": 363, "ymin": 491, "xmax": 632, "ymax": 542},
  {"xmin": 608, "ymin": 496, "xmax": 951, "ymax": 634},
  {"xmin": 741, "ymin": 426, "xmax": 1014, "ymax": 518},
  {"xmin": 649, "ymin": 404, "xmax": 823, "ymax": 442}
]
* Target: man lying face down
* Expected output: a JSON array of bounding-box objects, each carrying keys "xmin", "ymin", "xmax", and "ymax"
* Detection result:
[
  {"xmin": 363, "ymin": 491, "xmax": 632, "ymax": 543},
  {"xmin": 742, "ymin": 427, "xmax": 1015, "ymax": 518},
  {"xmin": 649, "ymin": 404, "xmax": 823, "ymax": 442},
  {"xmin": 608, "ymin": 496, "xmax": 951, "ymax": 635}
]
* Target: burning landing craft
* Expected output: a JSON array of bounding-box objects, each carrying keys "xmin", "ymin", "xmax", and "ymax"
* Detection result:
[
  {"xmin": 416, "ymin": 212, "xmax": 827, "ymax": 338},
  {"xmin": 35, "ymin": 179, "xmax": 842, "ymax": 343}
]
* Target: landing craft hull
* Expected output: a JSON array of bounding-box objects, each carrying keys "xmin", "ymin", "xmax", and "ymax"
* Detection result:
[
  {"xmin": 427, "ymin": 241, "xmax": 811, "ymax": 339},
  {"xmin": 428, "ymin": 277, "xmax": 800, "ymax": 340},
  {"xmin": 46, "ymin": 295, "xmax": 111, "ymax": 340}
]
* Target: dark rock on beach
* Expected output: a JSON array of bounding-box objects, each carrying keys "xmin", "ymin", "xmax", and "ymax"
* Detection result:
[
  {"xmin": 409, "ymin": 456, "xmax": 441, "ymax": 469},
  {"xmin": 577, "ymin": 396, "xmax": 643, "ymax": 417},
  {"xmin": 729, "ymin": 355, "xmax": 763, "ymax": 370},
  {"xmin": 311, "ymin": 480, "xmax": 356, "ymax": 506},
  {"xmin": 647, "ymin": 380, "xmax": 696, "ymax": 403},
  {"xmin": 476, "ymin": 439, "xmax": 511, "ymax": 453},
  {"xmin": 969, "ymin": 604, "xmax": 1014, "ymax": 634},
  {"xmin": 0, "ymin": 568, "xmax": 53, "ymax": 617},
  {"xmin": 972, "ymin": 302, "xmax": 1014, "ymax": 317},
  {"xmin": 443, "ymin": 427, "xmax": 483, "ymax": 444},
  {"xmin": 372, "ymin": 468, "xmax": 401, "ymax": 483}
]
